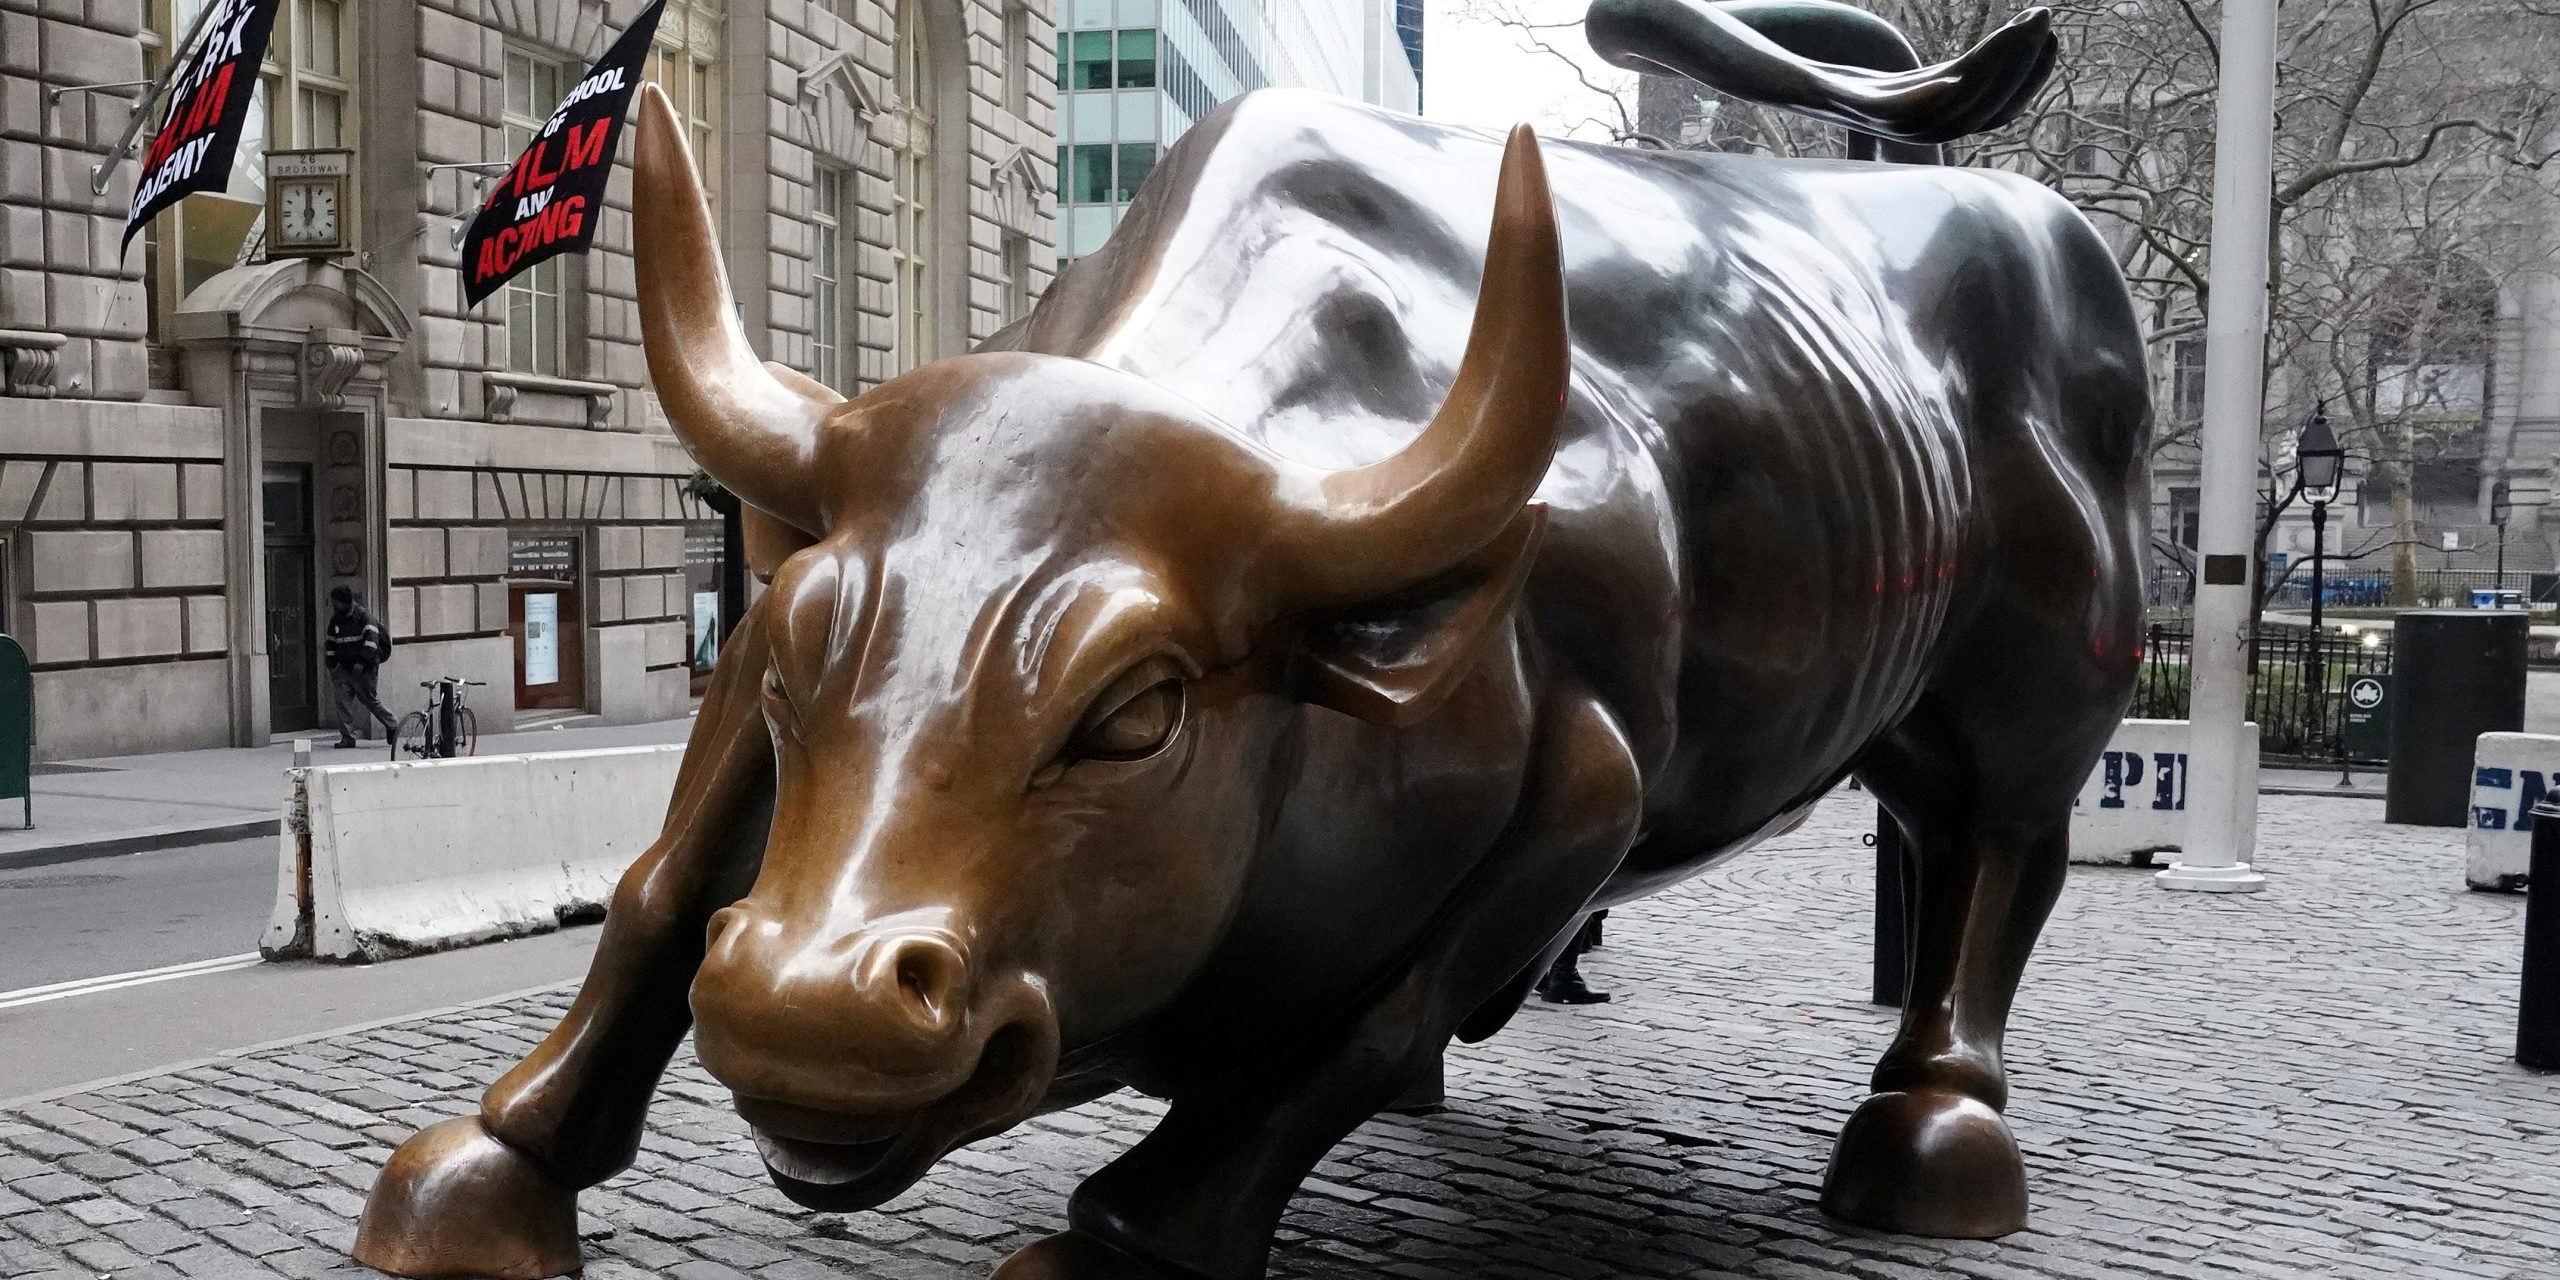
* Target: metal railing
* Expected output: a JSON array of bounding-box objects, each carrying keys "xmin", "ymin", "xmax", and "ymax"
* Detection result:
[{"xmin": 2132, "ymin": 623, "xmax": 2395, "ymax": 761}]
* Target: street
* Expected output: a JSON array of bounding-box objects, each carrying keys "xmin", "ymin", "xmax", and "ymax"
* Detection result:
[
  {"xmin": 0, "ymin": 837, "xmax": 272, "ymax": 992},
  {"xmin": 0, "ymin": 717, "xmax": 697, "ymax": 1100}
]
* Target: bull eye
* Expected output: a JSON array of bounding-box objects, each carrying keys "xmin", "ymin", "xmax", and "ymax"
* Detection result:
[{"xmin": 1070, "ymin": 678, "xmax": 1184, "ymax": 764}]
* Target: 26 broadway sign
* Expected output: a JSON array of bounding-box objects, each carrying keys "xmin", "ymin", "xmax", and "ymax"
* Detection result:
[
  {"xmin": 461, "ymin": 0, "xmax": 664, "ymax": 305},
  {"xmin": 124, "ymin": 0, "xmax": 283, "ymax": 249}
]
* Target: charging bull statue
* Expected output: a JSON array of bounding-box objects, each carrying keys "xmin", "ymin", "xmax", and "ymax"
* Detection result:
[{"xmin": 355, "ymin": 2, "xmax": 2145, "ymax": 1276}]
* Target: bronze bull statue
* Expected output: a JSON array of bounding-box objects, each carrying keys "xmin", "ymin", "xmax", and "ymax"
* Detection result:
[{"xmin": 355, "ymin": 2, "xmax": 2145, "ymax": 1276}]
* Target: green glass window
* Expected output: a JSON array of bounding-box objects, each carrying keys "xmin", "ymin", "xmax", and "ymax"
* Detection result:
[
  {"xmin": 1113, "ymin": 143, "xmax": 1156, "ymax": 201},
  {"xmin": 1072, "ymin": 30, "xmax": 1112, "ymax": 90},
  {"xmin": 1072, "ymin": 143, "xmax": 1112, "ymax": 203},
  {"xmin": 1116, "ymin": 29, "xmax": 1156, "ymax": 88}
]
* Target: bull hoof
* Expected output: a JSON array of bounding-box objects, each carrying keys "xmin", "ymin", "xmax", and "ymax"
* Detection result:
[
  {"xmin": 1818, "ymin": 1088, "xmax": 2027, "ymax": 1239},
  {"xmin": 992, "ymin": 1231, "xmax": 1188, "ymax": 1280},
  {"xmin": 354, "ymin": 1116, "xmax": 583, "ymax": 1278}
]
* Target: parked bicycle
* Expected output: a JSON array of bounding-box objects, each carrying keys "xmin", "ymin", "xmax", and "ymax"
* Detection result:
[{"xmin": 396, "ymin": 677, "xmax": 485, "ymax": 760}]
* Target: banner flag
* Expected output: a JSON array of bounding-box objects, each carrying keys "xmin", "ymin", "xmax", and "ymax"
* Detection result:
[
  {"xmin": 123, "ymin": 0, "xmax": 285, "ymax": 250},
  {"xmin": 462, "ymin": 0, "xmax": 665, "ymax": 305}
]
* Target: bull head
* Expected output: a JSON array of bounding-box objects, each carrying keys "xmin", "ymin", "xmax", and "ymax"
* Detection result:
[{"xmin": 631, "ymin": 83, "xmax": 1566, "ymax": 1209}]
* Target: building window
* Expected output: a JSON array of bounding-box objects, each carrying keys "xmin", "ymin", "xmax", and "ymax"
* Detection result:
[
  {"xmin": 503, "ymin": 50, "xmax": 569, "ymax": 376},
  {"xmin": 143, "ymin": 0, "xmax": 360, "ymax": 386},
  {"xmin": 891, "ymin": 0, "xmax": 935, "ymax": 374},
  {"xmin": 1113, "ymin": 143, "xmax": 1155, "ymax": 201},
  {"xmin": 647, "ymin": 1, "xmax": 723, "ymax": 217},
  {"xmin": 1116, "ymin": 29, "xmax": 1156, "ymax": 88},
  {"xmin": 1069, "ymin": 144, "xmax": 1110, "ymax": 204},
  {"xmin": 1067, "ymin": 30, "xmax": 1111, "ymax": 90},
  {"xmin": 812, "ymin": 165, "xmax": 848, "ymax": 392},
  {"xmin": 290, "ymin": 0, "xmax": 351, "ymax": 146},
  {"xmin": 2171, "ymin": 337, "xmax": 2205, "ymax": 426},
  {"xmin": 2168, "ymin": 487, "xmax": 2200, "ymax": 551},
  {"xmin": 1002, "ymin": 231, "xmax": 1033, "ymax": 322},
  {"xmin": 1004, "ymin": 2, "xmax": 1034, "ymax": 115}
]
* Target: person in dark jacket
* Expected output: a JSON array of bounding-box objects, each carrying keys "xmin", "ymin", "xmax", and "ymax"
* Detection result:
[{"xmin": 325, "ymin": 586, "xmax": 399, "ymax": 748}]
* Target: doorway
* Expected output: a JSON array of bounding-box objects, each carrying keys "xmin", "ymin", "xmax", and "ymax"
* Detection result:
[
  {"xmin": 506, "ymin": 531, "xmax": 586, "ymax": 713},
  {"xmin": 262, "ymin": 464, "xmax": 321, "ymax": 732}
]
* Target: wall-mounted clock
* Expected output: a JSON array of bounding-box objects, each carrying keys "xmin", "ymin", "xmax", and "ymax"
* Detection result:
[{"xmin": 266, "ymin": 149, "xmax": 354, "ymax": 259}]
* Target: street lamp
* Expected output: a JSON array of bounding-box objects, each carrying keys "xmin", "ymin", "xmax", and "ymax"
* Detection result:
[
  {"xmin": 2492, "ymin": 479, "xmax": 2513, "ymax": 596},
  {"xmin": 2297, "ymin": 407, "xmax": 2344, "ymax": 626},
  {"xmin": 2297, "ymin": 407, "xmax": 2346, "ymax": 782}
]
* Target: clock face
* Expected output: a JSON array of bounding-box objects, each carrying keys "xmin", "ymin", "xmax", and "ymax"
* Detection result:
[{"xmin": 278, "ymin": 181, "xmax": 339, "ymax": 246}]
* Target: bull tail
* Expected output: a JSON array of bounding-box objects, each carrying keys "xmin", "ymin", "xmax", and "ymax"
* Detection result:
[{"xmin": 1585, "ymin": 0, "xmax": 2057, "ymax": 163}]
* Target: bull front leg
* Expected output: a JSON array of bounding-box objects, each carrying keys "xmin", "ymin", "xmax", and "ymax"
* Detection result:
[
  {"xmin": 353, "ymin": 616, "xmax": 778, "ymax": 1279},
  {"xmin": 996, "ymin": 684, "xmax": 1644, "ymax": 1280}
]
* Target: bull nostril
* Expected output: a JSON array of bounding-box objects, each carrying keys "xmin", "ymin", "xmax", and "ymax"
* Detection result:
[{"xmin": 881, "ymin": 934, "xmax": 969, "ymax": 1031}]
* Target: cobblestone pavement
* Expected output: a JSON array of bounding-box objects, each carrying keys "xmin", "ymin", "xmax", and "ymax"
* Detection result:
[{"xmin": 5, "ymin": 793, "xmax": 2556, "ymax": 1280}]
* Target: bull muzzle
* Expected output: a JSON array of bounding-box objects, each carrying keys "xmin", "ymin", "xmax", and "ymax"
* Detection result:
[{"xmin": 691, "ymin": 904, "xmax": 1060, "ymax": 1210}]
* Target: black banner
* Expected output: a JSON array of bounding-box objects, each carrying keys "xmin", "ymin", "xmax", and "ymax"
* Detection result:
[
  {"xmin": 124, "ymin": 0, "xmax": 284, "ymax": 250},
  {"xmin": 462, "ymin": 0, "xmax": 665, "ymax": 305}
]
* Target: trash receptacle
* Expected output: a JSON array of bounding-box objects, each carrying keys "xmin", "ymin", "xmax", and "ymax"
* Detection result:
[{"xmin": 2387, "ymin": 610, "xmax": 2528, "ymax": 826}]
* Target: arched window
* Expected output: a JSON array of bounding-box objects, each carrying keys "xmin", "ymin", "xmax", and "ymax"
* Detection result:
[{"xmin": 891, "ymin": 0, "xmax": 935, "ymax": 373}]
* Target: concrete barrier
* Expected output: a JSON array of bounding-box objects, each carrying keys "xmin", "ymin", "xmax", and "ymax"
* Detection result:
[
  {"xmin": 2069, "ymin": 719, "xmax": 2260, "ymax": 867},
  {"xmin": 261, "ymin": 744, "xmax": 684, "ymax": 962},
  {"xmin": 2466, "ymin": 732, "xmax": 2556, "ymax": 892}
]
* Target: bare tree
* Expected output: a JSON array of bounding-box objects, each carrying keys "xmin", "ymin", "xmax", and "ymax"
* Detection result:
[{"xmin": 1456, "ymin": 0, "xmax": 2560, "ymax": 612}]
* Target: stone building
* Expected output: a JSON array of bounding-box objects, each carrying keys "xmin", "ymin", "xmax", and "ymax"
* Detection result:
[{"xmin": 0, "ymin": 0, "xmax": 1058, "ymax": 760}]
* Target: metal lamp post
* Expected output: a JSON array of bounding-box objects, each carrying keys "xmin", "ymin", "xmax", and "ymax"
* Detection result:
[
  {"xmin": 2298, "ymin": 410, "xmax": 2344, "ymax": 782},
  {"xmin": 2299, "ymin": 409, "xmax": 2344, "ymax": 637},
  {"xmin": 2492, "ymin": 480, "xmax": 2513, "ymax": 596}
]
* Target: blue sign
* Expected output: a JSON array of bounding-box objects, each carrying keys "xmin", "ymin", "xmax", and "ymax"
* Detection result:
[
  {"xmin": 2472, "ymin": 766, "xmax": 2551, "ymax": 832},
  {"xmin": 2098, "ymin": 750, "xmax": 2188, "ymax": 811}
]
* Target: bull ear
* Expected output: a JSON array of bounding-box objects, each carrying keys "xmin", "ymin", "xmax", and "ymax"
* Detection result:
[
  {"xmin": 742, "ymin": 507, "xmax": 816, "ymax": 583},
  {"xmin": 1289, "ymin": 506, "xmax": 1546, "ymax": 727}
]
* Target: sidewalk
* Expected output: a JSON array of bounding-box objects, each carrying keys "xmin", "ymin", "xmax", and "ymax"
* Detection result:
[
  {"xmin": 2, "ymin": 791, "xmax": 2551, "ymax": 1279},
  {"xmin": 0, "ymin": 715, "xmax": 701, "ymax": 871}
]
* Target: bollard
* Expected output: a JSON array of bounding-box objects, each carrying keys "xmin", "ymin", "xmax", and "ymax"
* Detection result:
[
  {"xmin": 1873, "ymin": 806, "xmax": 1916, "ymax": 1007},
  {"xmin": 2522, "ymin": 799, "xmax": 2560, "ymax": 1071}
]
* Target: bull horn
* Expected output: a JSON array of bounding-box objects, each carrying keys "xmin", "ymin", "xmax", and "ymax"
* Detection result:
[
  {"xmin": 1275, "ymin": 124, "xmax": 1568, "ymax": 605},
  {"xmin": 635, "ymin": 83, "xmax": 831, "ymax": 532}
]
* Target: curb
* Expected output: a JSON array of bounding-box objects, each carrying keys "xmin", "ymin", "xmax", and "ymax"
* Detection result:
[
  {"xmin": 2261, "ymin": 784, "xmax": 2385, "ymax": 800},
  {"xmin": 0, "ymin": 817, "xmax": 280, "ymax": 872}
]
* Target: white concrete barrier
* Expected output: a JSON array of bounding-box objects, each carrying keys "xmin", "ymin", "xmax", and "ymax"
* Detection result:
[
  {"xmin": 261, "ymin": 744, "xmax": 684, "ymax": 962},
  {"xmin": 2069, "ymin": 719, "xmax": 2260, "ymax": 867},
  {"xmin": 2465, "ymin": 732, "xmax": 2555, "ymax": 892}
]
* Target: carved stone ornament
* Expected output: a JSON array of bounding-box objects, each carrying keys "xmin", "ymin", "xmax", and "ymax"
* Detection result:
[
  {"xmin": 797, "ymin": 49, "xmax": 884, "ymax": 160},
  {"xmin": 0, "ymin": 329, "xmax": 66, "ymax": 399},
  {"xmin": 993, "ymin": 146, "xmax": 1046, "ymax": 237},
  {"xmin": 301, "ymin": 336, "xmax": 365, "ymax": 408}
]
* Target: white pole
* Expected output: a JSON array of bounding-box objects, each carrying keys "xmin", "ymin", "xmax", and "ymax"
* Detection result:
[{"xmin": 2160, "ymin": 0, "xmax": 2275, "ymax": 893}]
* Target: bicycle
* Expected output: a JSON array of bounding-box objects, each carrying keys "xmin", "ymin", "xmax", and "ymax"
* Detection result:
[{"xmin": 396, "ymin": 676, "xmax": 485, "ymax": 760}]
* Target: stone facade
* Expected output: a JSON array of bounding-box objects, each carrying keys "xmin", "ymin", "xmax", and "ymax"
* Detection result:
[{"xmin": 0, "ymin": 0, "xmax": 1058, "ymax": 760}]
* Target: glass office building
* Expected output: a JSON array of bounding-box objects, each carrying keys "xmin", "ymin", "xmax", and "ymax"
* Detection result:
[{"xmin": 1055, "ymin": 0, "xmax": 1417, "ymax": 264}]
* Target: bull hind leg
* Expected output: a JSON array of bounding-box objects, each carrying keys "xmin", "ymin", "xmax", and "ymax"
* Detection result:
[
  {"xmin": 997, "ymin": 684, "xmax": 1644, "ymax": 1280},
  {"xmin": 1823, "ymin": 624, "xmax": 2132, "ymax": 1237},
  {"xmin": 352, "ymin": 618, "xmax": 777, "ymax": 1279}
]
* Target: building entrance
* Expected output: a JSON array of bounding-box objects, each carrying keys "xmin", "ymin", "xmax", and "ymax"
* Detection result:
[{"xmin": 262, "ymin": 464, "xmax": 322, "ymax": 732}]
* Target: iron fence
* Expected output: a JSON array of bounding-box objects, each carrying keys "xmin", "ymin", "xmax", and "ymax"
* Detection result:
[
  {"xmin": 2133, "ymin": 623, "xmax": 2396, "ymax": 761},
  {"xmin": 2156, "ymin": 564, "xmax": 2559, "ymax": 611}
]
